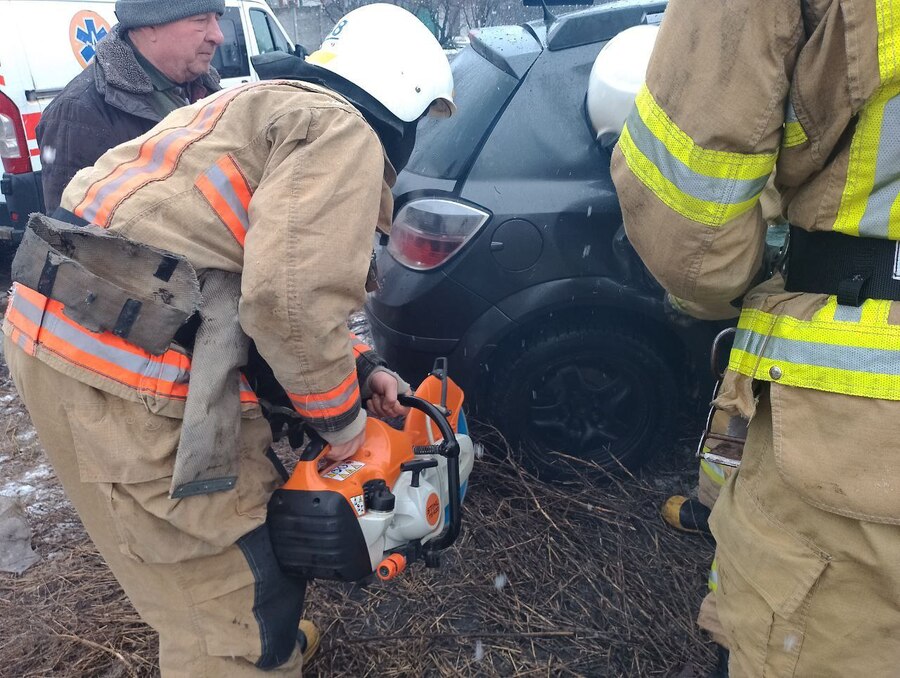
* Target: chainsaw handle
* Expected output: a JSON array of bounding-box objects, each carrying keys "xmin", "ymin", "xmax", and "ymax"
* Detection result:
[
  {"xmin": 298, "ymin": 431, "xmax": 329, "ymax": 462},
  {"xmin": 397, "ymin": 393, "xmax": 462, "ymax": 552}
]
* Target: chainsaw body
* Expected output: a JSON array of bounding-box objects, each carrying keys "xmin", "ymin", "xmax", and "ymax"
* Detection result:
[{"xmin": 267, "ymin": 364, "xmax": 475, "ymax": 582}]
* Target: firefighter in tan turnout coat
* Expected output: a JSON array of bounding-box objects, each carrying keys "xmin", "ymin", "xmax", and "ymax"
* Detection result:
[
  {"xmin": 2, "ymin": 5, "xmax": 454, "ymax": 675},
  {"xmin": 610, "ymin": 0, "xmax": 900, "ymax": 675}
]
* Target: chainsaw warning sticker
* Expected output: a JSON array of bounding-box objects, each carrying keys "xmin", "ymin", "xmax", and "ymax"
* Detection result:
[
  {"xmin": 323, "ymin": 461, "xmax": 365, "ymax": 481},
  {"xmin": 350, "ymin": 494, "xmax": 366, "ymax": 516}
]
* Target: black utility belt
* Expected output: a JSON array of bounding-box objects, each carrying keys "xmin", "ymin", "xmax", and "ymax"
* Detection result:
[{"xmin": 785, "ymin": 226, "xmax": 900, "ymax": 306}]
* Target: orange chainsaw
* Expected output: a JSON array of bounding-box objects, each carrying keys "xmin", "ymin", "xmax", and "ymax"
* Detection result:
[{"xmin": 267, "ymin": 360, "xmax": 476, "ymax": 583}]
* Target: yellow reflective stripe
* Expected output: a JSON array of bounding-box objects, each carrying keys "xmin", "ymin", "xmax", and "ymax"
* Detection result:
[
  {"xmin": 633, "ymin": 87, "xmax": 776, "ymax": 180},
  {"xmin": 619, "ymin": 126, "xmax": 762, "ymax": 227},
  {"xmin": 700, "ymin": 458, "xmax": 727, "ymax": 487},
  {"xmin": 728, "ymin": 303, "xmax": 900, "ymax": 400},
  {"xmin": 833, "ymin": 86, "xmax": 900, "ymax": 237},
  {"xmin": 783, "ymin": 100, "xmax": 808, "ymax": 149},
  {"xmin": 619, "ymin": 85, "xmax": 776, "ymax": 227},
  {"xmin": 834, "ymin": 1, "xmax": 900, "ymax": 238},
  {"xmin": 783, "ymin": 121, "xmax": 808, "ymax": 148},
  {"xmin": 877, "ymin": 0, "xmax": 900, "ymax": 82},
  {"xmin": 708, "ymin": 558, "xmax": 719, "ymax": 593}
]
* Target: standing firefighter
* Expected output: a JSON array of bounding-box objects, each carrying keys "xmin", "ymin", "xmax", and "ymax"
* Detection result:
[
  {"xmin": 610, "ymin": 0, "xmax": 900, "ymax": 675},
  {"xmin": 3, "ymin": 4, "xmax": 454, "ymax": 676}
]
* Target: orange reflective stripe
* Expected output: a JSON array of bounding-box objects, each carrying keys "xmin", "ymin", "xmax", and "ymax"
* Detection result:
[
  {"xmin": 5, "ymin": 284, "xmax": 259, "ymax": 405},
  {"xmin": 74, "ymin": 84, "xmax": 255, "ymax": 226},
  {"xmin": 351, "ymin": 332, "xmax": 372, "ymax": 358},
  {"xmin": 196, "ymin": 155, "xmax": 253, "ymax": 247},
  {"xmin": 288, "ymin": 370, "xmax": 360, "ymax": 420}
]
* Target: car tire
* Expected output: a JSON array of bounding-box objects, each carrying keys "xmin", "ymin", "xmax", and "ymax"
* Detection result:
[{"xmin": 487, "ymin": 320, "xmax": 679, "ymax": 479}]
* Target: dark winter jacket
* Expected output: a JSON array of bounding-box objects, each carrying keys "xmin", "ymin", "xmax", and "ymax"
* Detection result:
[{"xmin": 36, "ymin": 25, "xmax": 220, "ymax": 213}]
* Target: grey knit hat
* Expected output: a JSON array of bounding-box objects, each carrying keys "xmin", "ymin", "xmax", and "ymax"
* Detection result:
[{"xmin": 115, "ymin": 0, "xmax": 226, "ymax": 28}]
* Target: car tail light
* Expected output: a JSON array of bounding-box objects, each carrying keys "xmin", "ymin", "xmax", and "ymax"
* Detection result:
[
  {"xmin": 388, "ymin": 199, "xmax": 490, "ymax": 270},
  {"xmin": 0, "ymin": 91, "xmax": 31, "ymax": 175}
]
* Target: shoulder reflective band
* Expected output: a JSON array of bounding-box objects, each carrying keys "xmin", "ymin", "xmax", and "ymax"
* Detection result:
[
  {"xmin": 73, "ymin": 83, "xmax": 257, "ymax": 227},
  {"xmin": 834, "ymin": 0, "xmax": 900, "ymax": 239},
  {"xmin": 286, "ymin": 370, "xmax": 361, "ymax": 431},
  {"xmin": 728, "ymin": 298, "xmax": 900, "ymax": 400},
  {"xmin": 4, "ymin": 283, "xmax": 258, "ymax": 405},
  {"xmin": 196, "ymin": 155, "xmax": 253, "ymax": 247},
  {"xmin": 618, "ymin": 85, "xmax": 777, "ymax": 227},
  {"xmin": 783, "ymin": 100, "xmax": 808, "ymax": 149}
]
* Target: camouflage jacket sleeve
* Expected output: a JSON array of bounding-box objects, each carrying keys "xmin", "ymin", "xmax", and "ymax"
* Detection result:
[{"xmin": 611, "ymin": 0, "xmax": 804, "ymax": 320}]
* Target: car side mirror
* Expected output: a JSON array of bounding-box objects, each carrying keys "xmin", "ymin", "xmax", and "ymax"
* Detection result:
[{"xmin": 292, "ymin": 43, "xmax": 309, "ymax": 59}]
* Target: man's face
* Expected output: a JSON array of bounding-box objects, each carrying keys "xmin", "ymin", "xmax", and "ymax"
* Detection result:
[{"xmin": 152, "ymin": 13, "xmax": 225, "ymax": 83}]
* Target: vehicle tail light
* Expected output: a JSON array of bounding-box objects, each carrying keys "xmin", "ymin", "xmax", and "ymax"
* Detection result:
[
  {"xmin": 0, "ymin": 91, "xmax": 31, "ymax": 175},
  {"xmin": 388, "ymin": 199, "xmax": 490, "ymax": 270}
]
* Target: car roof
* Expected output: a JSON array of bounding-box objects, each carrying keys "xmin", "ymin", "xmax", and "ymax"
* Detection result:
[{"xmin": 531, "ymin": 0, "xmax": 667, "ymax": 51}]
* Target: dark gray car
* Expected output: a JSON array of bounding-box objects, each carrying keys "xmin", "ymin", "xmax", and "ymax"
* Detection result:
[{"xmin": 366, "ymin": 1, "xmax": 727, "ymax": 477}]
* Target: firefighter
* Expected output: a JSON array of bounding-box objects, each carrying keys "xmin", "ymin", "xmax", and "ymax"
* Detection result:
[
  {"xmin": 604, "ymin": 0, "xmax": 900, "ymax": 674},
  {"xmin": 3, "ymin": 4, "xmax": 454, "ymax": 676}
]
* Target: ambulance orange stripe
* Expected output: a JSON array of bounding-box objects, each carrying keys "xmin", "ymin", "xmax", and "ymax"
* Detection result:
[
  {"xmin": 74, "ymin": 84, "xmax": 256, "ymax": 226},
  {"xmin": 196, "ymin": 172, "xmax": 247, "ymax": 247}
]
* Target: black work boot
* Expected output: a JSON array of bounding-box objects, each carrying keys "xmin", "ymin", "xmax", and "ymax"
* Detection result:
[
  {"xmin": 708, "ymin": 645, "xmax": 729, "ymax": 678},
  {"xmin": 661, "ymin": 496, "xmax": 712, "ymax": 535}
]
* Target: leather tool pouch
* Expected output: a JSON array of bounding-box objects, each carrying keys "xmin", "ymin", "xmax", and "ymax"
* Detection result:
[{"xmin": 11, "ymin": 213, "xmax": 201, "ymax": 355}]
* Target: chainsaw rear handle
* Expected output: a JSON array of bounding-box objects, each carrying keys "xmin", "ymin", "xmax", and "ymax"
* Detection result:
[{"xmin": 397, "ymin": 393, "xmax": 462, "ymax": 553}]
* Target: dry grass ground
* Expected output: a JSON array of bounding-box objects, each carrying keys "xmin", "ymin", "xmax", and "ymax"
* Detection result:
[{"xmin": 0, "ymin": 299, "xmax": 717, "ymax": 676}]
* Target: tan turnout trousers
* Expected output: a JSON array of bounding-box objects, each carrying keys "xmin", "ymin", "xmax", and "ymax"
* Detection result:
[
  {"xmin": 710, "ymin": 386, "xmax": 900, "ymax": 676},
  {"xmin": 6, "ymin": 339, "xmax": 306, "ymax": 676}
]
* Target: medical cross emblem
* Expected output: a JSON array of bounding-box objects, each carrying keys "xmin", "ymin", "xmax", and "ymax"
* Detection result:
[
  {"xmin": 75, "ymin": 19, "xmax": 108, "ymax": 63},
  {"xmin": 69, "ymin": 11, "xmax": 112, "ymax": 69}
]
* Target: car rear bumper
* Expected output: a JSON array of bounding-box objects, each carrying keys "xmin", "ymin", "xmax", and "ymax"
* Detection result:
[{"xmin": 0, "ymin": 170, "xmax": 43, "ymax": 237}]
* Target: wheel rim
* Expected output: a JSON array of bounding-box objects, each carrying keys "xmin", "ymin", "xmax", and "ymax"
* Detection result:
[{"xmin": 524, "ymin": 357, "xmax": 653, "ymax": 463}]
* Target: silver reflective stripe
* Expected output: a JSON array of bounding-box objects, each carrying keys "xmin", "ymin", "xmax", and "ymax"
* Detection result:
[
  {"xmin": 786, "ymin": 100, "xmax": 799, "ymax": 123},
  {"xmin": 80, "ymin": 105, "xmax": 220, "ymax": 223},
  {"xmin": 12, "ymin": 292, "xmax": 188, "ymax": 384},
  {"xmin": 834, "ymin": 304, "xmax": 864, "ymax": 323},
  {"xmin": 626, "ymin": 110, "xmax": 770, "ymax": 205},
  {"xmin": 204, "ymin": 162, "xmax": 249, "ymax": 233},
  {"xmin": 858, "ymin": 94, "xmax": 900, "ymax": 238},
  {"xmin": 290, "ymin": 376, "xmax": 359, "ymax": 412},
  {"xmin": 735, "ymin": 327, "xmax": 900, "ymax": 375}
]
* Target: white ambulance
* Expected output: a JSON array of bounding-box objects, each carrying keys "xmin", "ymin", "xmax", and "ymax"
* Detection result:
[{"xmin": 0, "ymin": 0, "xmax": 300, "ymax": 238}]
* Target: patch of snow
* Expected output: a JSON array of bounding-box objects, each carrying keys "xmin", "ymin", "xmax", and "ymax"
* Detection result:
[{"xmin": 1, "ymin": 482, "xmax": 35, "ymax": 498}]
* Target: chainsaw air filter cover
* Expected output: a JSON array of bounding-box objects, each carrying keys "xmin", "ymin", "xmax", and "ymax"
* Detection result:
[{"xmin": 267, "ymin": 486, "xmax": 373, "ymax": 581}]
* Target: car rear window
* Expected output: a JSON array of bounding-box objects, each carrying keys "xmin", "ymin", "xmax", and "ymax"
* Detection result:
[{"xmin": 405, "ymin": 48, "xmax": 518, "ymax": 180}]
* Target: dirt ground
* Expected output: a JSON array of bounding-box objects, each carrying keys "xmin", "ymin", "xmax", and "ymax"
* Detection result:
[{"xmin": 0, "ymin": 291, "xmax": 718, "ymax": 676}]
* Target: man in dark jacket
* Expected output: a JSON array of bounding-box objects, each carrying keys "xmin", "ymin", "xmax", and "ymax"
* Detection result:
[{"xmin": 36, "ymin": 0, "xmax": 224, "ymax": 213}]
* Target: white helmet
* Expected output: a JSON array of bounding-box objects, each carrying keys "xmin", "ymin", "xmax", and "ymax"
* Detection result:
[
  {"xmin": 307, "ymin": 3, "xmax": 456, "ymax": 123},
  {"xmin": 587, "ymin": 24, "xmax": 659, "ymax": 147}
]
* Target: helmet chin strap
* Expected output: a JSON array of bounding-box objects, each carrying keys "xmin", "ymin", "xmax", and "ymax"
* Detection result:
[{"xmin": 251, "ymin": 53, "xmax": 420, "ymax": 173}]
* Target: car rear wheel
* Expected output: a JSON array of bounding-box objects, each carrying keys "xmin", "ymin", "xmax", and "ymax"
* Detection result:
[{"xmin": 487, "ymin": 320, "xmax": 679, "ymax": 479}]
